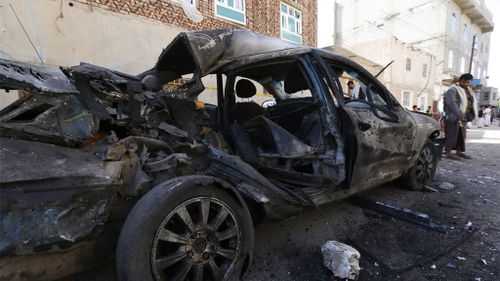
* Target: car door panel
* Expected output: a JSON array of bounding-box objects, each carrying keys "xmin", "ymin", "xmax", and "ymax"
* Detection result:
[{"xmin": 343, "ymin": 105, "xmax": 416, "ymax": 191}]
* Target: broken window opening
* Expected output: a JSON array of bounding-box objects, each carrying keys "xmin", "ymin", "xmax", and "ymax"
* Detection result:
[{"xmin": 218, "ymin": 57, "xmax": 346, "ymax": 188}]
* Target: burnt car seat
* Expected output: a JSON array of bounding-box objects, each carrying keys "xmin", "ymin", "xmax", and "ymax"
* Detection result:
[
  {"xmin": 230, "ymin": 79, "xmax": 265, "ymax": 123},
  {"xmin": 278, "ymin": 69, "xmax": 323, "ymax": 147}
]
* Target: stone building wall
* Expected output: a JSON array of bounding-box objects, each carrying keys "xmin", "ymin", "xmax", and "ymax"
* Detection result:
[{"xmin": 75, "ymin": 0, "xmax": 317, "ymax": 46}]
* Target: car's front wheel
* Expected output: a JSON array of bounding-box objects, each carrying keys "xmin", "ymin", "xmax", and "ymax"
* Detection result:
[
  {"xmin": 116, "ymin": 177, "xmax": 254, "ymax": 281},
  {"xmin": 397, "ymin": 139, "xmax": 437, "ymax": 191}
]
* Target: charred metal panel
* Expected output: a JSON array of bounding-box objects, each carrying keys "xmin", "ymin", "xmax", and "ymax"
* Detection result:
[
  {"xmin": 0, "ymin": 59, "xmax": 77, "ymax": 94},
  {"xmin": 0, "ymin": 94, "xmax": 99, "ymax": 145},
  {"xmin": 0, "ymin": 138, "xmax": 116, "ymax": 184},
  {"xmin": 0, "ymin": 199, "xmax": 110, "ymax": 257},
  {"xmin": 0, "ymin": 137, "xmax": 121, "ymax": 256}
]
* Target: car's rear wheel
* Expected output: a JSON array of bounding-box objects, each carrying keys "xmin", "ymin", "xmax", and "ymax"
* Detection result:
[
  {"xmin": 397, "ymin": 140, "xmax": 437, "ymax": 191},
  {"xmin": 116, "ymin": 177, "xmax": 254, "ymax": 281}
]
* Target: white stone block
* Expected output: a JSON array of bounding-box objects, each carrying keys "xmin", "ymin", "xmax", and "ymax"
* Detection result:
[{"xmin": 321, "ymin": 240, "xmax": 361, "ymax": 280}]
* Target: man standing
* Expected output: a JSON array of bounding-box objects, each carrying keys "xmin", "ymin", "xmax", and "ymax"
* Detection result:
[
  {"xmin": 347, "ymin": 80, "xmax": 365, "ymax": 100},
  {"xmin": 478, "ymin": 106, "xmax": 484, "ymax": 128},
  {"xmin": 444, "ymin": 73, "xmax": 477, "ymax": 160},
  {"xmin": 483, "ymin": 105, "xmax": 492, "ymax": 127},
  {"xmin": 347, "ymin": 80, "xmax": 355, "ymax": 98}
]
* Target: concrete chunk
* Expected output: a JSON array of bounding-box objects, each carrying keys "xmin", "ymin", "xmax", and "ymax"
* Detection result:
[{"xmin": 321, "ymin": 240, "xmax": 361, "ymax": 280}]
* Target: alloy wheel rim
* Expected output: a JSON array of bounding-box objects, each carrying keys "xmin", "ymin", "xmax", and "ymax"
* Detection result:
[
  {"xmin": 415, "ymin": 146, "xmax": 435, "ymax": 184},
  {"xmin": 151, "ymin": 197, "xmax": 240, "ymax": 281}
]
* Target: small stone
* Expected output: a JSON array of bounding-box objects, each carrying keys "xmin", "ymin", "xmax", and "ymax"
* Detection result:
[
  {"xmin": 456, "ymin": 256, "xmax": 466, "ymax": 261},
  {"xmin": 446, "ymin": 263, "xmax": 457, "ymax": 269},
  {"xmin": 481, "ymin": 259, "xmax": 487, "ymax": 265},
  {"xmin": 430, "ymin": 264, "xmax": 436, "ymax": 269},
  {"xmin": 374, "ymin": 262, "xmax": 379, "ymax": 267},
  {"xmin": 437, "ymin": 182, "xmax": 455, "ymax": 190}
]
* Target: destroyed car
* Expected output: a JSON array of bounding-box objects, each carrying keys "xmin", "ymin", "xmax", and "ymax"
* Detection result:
[{"xmin": 0, "ymin": 29, "xmax": 440, "ymax": 281}]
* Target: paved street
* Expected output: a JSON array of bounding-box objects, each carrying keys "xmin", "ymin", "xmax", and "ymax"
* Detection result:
[{"xmin": 60, "ymin": 124, "xmax": 500, "ymax": 281}]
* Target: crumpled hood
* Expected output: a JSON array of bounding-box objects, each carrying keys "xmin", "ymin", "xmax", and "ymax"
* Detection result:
[{"xmin": 0, "ymin": 59, "xmax": 78, "ymax": 94}]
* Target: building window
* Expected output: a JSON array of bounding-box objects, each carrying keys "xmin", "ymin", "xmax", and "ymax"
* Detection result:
[
  {"xmin": 483, "ymin": 91, "xmax": 490, "ymax": 101},
  {"xmin": 280, "ymin": 3, "xmax": 302, "ymax": 44},
  {"xmin": 405, "ymin": 58, "xmax": 411, "ymax": 71},
  {"xmin": 463, "ymin": 23, "xmax": 468, "ymax": 41},
  {"xmin": 402, "ymin": 91, "xmax": 412, "ymax": 107},
  {"xmin": 418, "ymin": 95, "xmax": 427, "ymax": 111},
  {"xmin": 447, "ymin": 50, "xmax": 454, "ymax": 69},
  {"xmin": 450, "ymin": 12, "xmax": 456, "ymax": 33},
  {"xmin": 422, "ymin": 63, "xmax": 428, "ymax": 77},
  {"xmin": 460, "ymin": 57, "xmax": 465, "ymax": 73},
  {"xmin": 215, "ymin": 0, "xmax": 246, "ymax": 25}
]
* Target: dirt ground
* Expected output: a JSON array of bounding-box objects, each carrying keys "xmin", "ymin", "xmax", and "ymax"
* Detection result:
[{"xmin": 60, "ymin": 125, "xmax": 500, "ymax": 281}]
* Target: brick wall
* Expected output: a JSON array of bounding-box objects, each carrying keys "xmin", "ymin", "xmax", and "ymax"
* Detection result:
[{"xmin": 74, "ymin": 0, "xmax": 317, "ymax": 46}]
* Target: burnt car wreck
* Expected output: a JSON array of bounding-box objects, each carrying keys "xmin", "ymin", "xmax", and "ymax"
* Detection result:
[{"xmin": 0, "ymin": 29, "xmax": 440, "ymax": 281}]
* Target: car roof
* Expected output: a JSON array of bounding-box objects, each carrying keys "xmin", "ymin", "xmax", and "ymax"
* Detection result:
[
  {"xmin": 154, "ymin": 29, "xmax": 305, "ymax": 76},
  {"xmin": 153, "ymin": 29, "xmax": 371, "ymax": 79}
]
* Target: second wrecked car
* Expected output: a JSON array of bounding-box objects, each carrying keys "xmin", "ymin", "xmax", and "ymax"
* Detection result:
[{"xmin": 0, "ymin": 29, "xmax": 440, "ymax": 281}]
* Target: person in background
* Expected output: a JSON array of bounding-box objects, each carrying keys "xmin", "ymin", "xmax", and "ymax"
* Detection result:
[
  {"xmin": 347, "ymin": 80, "xmax": 355, "ymax": 99},
  {"xmin": 444, "ymin": 73, "xmax": 477, "ymax": 160},
  {"xmin": 426, "ymin": 106, "xmax": 432, "ymax": 116},
  {"xmin": 478, "ymin": 106, "xmax": 484, "ymax": 128},
  {"xmin": 412, "ymin": 105, "xmax": 418, "ymax": 112},
  {"xmin": 347, "ymin": 80, "xmax": 365, "ymax": 100},
  {"xmin": 484, "ymin": 105, "xmax": 492, "ymax": 127}
]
